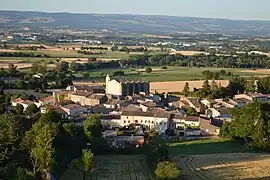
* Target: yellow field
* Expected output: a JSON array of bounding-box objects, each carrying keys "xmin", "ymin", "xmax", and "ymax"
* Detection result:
[
  {"xmin": 172, "ymin": 153, "xmax": 270, "ymax": 180},
  {"xmin": 150, "ymin": 80, "xmax": 229, "ymax": 93}
]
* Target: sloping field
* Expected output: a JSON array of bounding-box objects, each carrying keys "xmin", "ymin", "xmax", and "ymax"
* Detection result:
[
  {"xmin": 173, "ymin": 153, "xmax": 270, "ymax": 180},
  {"xmin": 0, "ymin": 60, "xmax": 32, "ymax": 69},
  {"xmin": 240, "ymin": 69, "xmax": 270, "ymax": 75},
  {"xmin": 170, "ymin": 51, "xmax": 209, "ymax": 56},
  {"xmin": 150, "ymin": 80, "xmax": 229, "ymax": 93},
  {"xmin": 60, "ymin": 155, "xmax": 153, "ymax": 180}
]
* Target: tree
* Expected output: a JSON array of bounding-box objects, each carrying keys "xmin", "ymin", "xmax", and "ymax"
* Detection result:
[
  {"xmin": 202, "ymin": 70, "xmax": 214, "ymax": 80},
  {"xmin": 25, "ymin": 104, "xmax": 39, "ymax": 115},
  {"xmin": 21, "ymin": 120, "xmax": 58, "ymax": 177},
  {"xmin": 0, "ymin": 114, "xmax": 19, "ymax": 165},
  {"xmin": 154, "ymin": 161, "xmax": 180, "ymax": 180},
  {"xmin": 202, "ymin": 80, "xmax": 211, "ymax": 92},
  {"xmin": 146, "ymin": 67, "xmax": 152, "ymax": 73},
  {"xmin": 183, "ymin": 82, "xmax": 190, "ymax": 97},
  {"xmin": 84, "ymin": 115, "xmax": 102, "ymax": 140},
  {"xmin": 72, "ymin": 149, "xmax": 94, "ymax": 180},
  {"xmin": 14, "ymin": 104, "xmax": 24, "ymax": 115},
  {"xmin": 245, "ymin": 80, "xmax": 256, "ymax": 93},
  {"xmin": 257, "ymin": 76, "xmax": 270, "ymax": 94},
  {"xmin": 15, "ymin": 80, "xmax": 26, "ymax": 90},
  {"xmin": 56, "ymin": 61, "xmax": 69, "ymax": 72},
  {"xmin": 227, "ymin": 77, "xmax": 247, "ymax": 95},
  {"xmin": 187, "ymin": 107, "xmax": 198, "ymax": 116},
  {"xmin": 211, "ymin": 80, "xmax": 218, "ymax": 91},
  {"xmin": 30, "ymin": 122, "xmax": 57, "ymax": 176}
]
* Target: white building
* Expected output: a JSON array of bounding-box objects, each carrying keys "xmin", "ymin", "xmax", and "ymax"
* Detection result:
[
  {"xmin": 120, "ymin": 110, "xmax": 171, "ymax": 135},
  {"xmin": 106, "ymin": 75, "xmax": 149, "ymax": 97}
]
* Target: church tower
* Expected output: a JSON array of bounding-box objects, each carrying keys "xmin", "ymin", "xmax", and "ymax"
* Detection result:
[{"xmin": 106, "ymin": 74, "xmax": 110, "ymax": 94}]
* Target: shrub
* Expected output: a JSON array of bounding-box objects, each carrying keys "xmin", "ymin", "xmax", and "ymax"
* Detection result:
[
  {"xmin": 146, "ymin": 67, "xmax": 152, "ymax": 73},
  {"xmin": 155, "ymin": 161, "xmax": 180, "ymax": 179}
]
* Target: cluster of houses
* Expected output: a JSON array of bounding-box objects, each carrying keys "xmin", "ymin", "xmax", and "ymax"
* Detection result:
[{"xmin": 11, "ymin": 75, "xmax": 270, "ymax": 137}]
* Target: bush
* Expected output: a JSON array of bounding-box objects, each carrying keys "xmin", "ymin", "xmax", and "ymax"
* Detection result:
[
  {"xmin": 146, "ymin": 67, "xmax": 152, "ymax": 73},
  {"xmin": 155, "ymin": 161, "xmax": 180, "ymax": 180},
  {"xmin": 161, "ymin": 66, "xmax": 167, "ymax": 69},
  {"xmin": 113, "ymin": 71, "xmax": 125, "ymax": 76}
]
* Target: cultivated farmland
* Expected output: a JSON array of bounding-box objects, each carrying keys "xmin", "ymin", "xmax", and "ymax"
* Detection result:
[
  {"xmin": 60, "ymin": 155, "xmax": 153, "ymax": 180},
  {"xmin": 169, "ymin": 139, "xmax": 268, "ymax": 180},
  {"xmin": 172, "ymin": 153, "xmax": 270, "ymax": 180}
]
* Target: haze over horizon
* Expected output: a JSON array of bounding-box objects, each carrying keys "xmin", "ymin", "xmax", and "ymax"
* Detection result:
[{"xmin": 0, "ymin": 0, "xmax": 270, "ymax": 21}]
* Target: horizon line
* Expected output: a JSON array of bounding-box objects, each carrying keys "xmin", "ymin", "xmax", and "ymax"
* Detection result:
[{"xmin": 1, "ymin": 9, "xmax": 270, "ymax": 22}]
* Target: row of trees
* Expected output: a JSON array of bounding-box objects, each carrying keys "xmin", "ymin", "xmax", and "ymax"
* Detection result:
[
  {"xmin": 77, "ymin": 50, "xmax": 104, "ymax": 55},
  {"xmin": 182, "ymin": 76, "xmax": 270, "ymax": 100},
  {"xmin": 80, "ymin": 46, "xmax": 108, "ymax": 51},
  {"xmin": 122, "ymin": 53, "xmax": 270, "ymax": 68},
  {"xmin": 0, "ymin": 52, "xmax": 50, "ymax": 58}
]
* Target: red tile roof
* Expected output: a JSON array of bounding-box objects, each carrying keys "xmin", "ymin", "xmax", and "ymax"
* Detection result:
[
  {"xmin": 40, "ymin": 96, "xmax": 54, "ymax": 102},
  {"xmin": 13, "ymin": 98, "xmax": 24, "ymax": 103}
]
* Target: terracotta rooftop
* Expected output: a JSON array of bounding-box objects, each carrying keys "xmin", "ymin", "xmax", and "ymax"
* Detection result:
[
  {"xmin": 61, "ymin": 104, "xmax": 82, "ymax": 110},
  {"xmin": 40, "ymin": 96, "xmax": 54, "ymax": 102},
  {"xmin": 184, "ymin": 116, "xmax": 200, "ymax": 122},
  {"xmin": 71, "ymin": 91, "xmax": 92, "ymax": 97},
  {"xmin": 121, "ymin": 110, "xmax": 171, "ymax": 118},
  {"xmin": 21, "ymin": 100, "xmax": 35, "ymax": 105},
  {"xmin": 13, "ymin": 98, "xmax": 24, "ymax": 103},
  {"xmin": 87, "ymin": 93, "xmax": 106, "ymax": 100}
]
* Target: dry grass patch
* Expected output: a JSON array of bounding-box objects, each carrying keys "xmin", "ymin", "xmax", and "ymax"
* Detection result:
[
  {"xmin": 240, "ymin": 69, "xmax": 270, "ymax": 75},
  {"xmin": 0, "ymin": 60, "xmax": 32, "ymax": 69},
  {"xmin": 173, "ymin": 153, "xmax": 270, "ymax": 180},
  {"xmin": 150, "ymin": 80, "xmax": 229, "ymax": 93}
]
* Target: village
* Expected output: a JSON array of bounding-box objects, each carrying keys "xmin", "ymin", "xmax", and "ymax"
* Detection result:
[{"xmin": 10, "ymin": 74, "xmax": 270, "ymax": 149}]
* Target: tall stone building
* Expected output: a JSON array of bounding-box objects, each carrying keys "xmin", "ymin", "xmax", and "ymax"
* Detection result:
[{"xmin": 105, "ymin": 75, "xmax": 149, "ymax": 97}]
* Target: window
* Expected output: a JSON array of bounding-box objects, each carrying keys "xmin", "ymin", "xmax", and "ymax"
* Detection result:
[
  {"xmin": 141, "ymin": 120, "xmax": 143, "ymax": 123},
  {"xmin": 160, "ymin": 122, "xmax": 162, "ymax": 125},
  {"xmin": 124, "ymin": 121, "xmax": 126, "ymax": 123},
  {"xmin": 145, "ymin": 120, "xmax": 147, "ymax": 123},
  {"xmin": 126, "ymin": 117, "xmax": 129, "ymax": 119},
  {"xmin": 128, "ymin": 121, "xmax": 130, "ymax": 123},
  {"xmin": 148, "ymin": 120, "xmax": 150, "ymax": 123},
  {"xmin": 152, "ymin": 121, "xmax": 154, "ymax": 124}
]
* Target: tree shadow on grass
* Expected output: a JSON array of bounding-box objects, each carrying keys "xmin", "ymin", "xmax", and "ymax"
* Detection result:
[{"xmin": 169, "ymin": 139, "xmax": 259, "ymax": 157}]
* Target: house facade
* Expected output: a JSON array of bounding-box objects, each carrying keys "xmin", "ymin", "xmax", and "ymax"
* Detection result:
[{"xmin": 120, "ymin": 110, "xmax": 170, "ymax": 135}]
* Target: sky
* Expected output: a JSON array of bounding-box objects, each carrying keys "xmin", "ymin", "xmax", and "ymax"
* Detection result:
[{"xmin": 0, "ymin": 0, "xmax": 270, "ymax": 20}]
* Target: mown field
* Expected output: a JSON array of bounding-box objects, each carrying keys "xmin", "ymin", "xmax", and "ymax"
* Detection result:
[
  {"xmin": 60, "ymin": 155, "xmax": 154, "ymax": 180},
  {"xmin": 74, "ymin": 66, "xmax": 270, "ymax": 82},
  {"xmin": 169, "ymin": 138, "xmax": 270, "ymax": 180},
  {"xmin": 168, "ymin": 138, "xmax": 254, "ymax": 157}
]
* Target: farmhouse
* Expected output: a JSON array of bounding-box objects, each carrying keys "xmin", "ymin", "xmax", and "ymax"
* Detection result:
[
  {"xmin": 66, "ymin": 85, "xmax": 105, "ymax": 94},
  {"xmin": 235, "ymin": 93, "xmax": 270, "ymax": 102},
  {"xmin": 39, "ymin": 95, "xmax": 55, "ymax": 106},
  {"xmin": 68, "ymin": 91, "xmax": 107, "ymax": 106},
  {"xmin": 61, "ymin": 104, "xmax": 87, "ymax": 118},
  {"xmin": 11, "ymin": 98, "xmax": 41, "ymax": 110},
  {"xmin": 120, "ymin": 110, "xmax": 171, "ymax": 135},
  {"xmin": 180, "ymin": 97, "xmax": 205, "ymax": 113},
  {"xmin": 100, "ymin": 115, "xmax": 121, "ymax": 128},
  {"xmin": 106, "ymin": 75, "xmax": 149, "ymax": 97}
]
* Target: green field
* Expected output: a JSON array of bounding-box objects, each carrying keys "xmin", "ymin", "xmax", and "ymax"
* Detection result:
[
  {"xmin": 60, "ymin": 155, "xmax": 153, "ymax": 180},
  {"xmin": 77, "ymin": 66, "xmax": 269, "ymax": 82},
  {"xmin": 168, "ymin": 138, "xmax": 255, "ymax": 157},
  {"xmin": 0, "ymin": 50, "xmax": 132, "ymax": 59}
]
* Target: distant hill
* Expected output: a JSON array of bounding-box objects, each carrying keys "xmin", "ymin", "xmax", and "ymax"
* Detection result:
[{"xmin": 1, "ymin": 10, "xmax": 270, "ymax": 36}]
